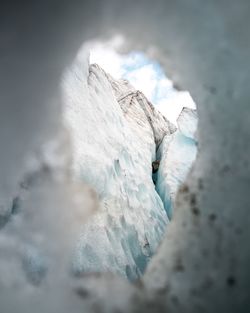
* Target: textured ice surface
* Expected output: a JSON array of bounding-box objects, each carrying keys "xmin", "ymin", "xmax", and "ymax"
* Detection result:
[{"xmin": 156, "ymin": 107, "xmax": 198, "ymax": 219}]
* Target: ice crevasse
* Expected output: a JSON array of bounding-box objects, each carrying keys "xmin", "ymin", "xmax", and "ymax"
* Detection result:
[{"xmin": 61, "ymin": 52, "xmax": 198, "ymax": 279}]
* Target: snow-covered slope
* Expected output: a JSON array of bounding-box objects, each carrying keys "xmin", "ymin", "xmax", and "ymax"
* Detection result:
[{"xmin": 62, "ymin": 54, "xmax": 178, "ymax": 279}]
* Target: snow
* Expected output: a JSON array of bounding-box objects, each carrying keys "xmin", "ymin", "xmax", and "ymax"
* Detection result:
[{"xmin": 2, "ymin": 1, "xmax": 249, "ymax": 311}]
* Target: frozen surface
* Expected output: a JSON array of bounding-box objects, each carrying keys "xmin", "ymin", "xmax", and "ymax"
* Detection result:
[
  {"xmin": 156, "ymin": 133, "xmax": 197, "ymax": 219},
  {"xmin": 156, "ymin": 107, "xmax": 198, "ymax": 219},
  {"xmin": 1, "ymin": 1, "xmax": 250, "ymax": 312}
]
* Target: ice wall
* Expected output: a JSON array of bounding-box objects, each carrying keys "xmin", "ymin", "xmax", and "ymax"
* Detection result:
[
  {"xmin": 156, "ymin": 108, "xmax": 198, "ymax": 219},
  {"xmin": 62, "ymin": 55, "xmax": 175, "ymax": 279},
  {"xmin": 1, "ymin": 1, "xmax": 250, "ymax": 312}
]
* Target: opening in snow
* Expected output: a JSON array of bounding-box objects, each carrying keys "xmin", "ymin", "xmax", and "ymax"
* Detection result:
[{"xmin": 61, "ymin": 35, "xmax": 199, "ymax": 280}]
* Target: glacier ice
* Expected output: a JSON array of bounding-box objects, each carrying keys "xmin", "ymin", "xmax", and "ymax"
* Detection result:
[
  {"xmin": 177, "ymin": 107, "xmax": 198, "ymax": 141},
  {"xmin": 60, "ymin": 48, "xmax": 198, "ymax": 279},
  {"xmin": 62, "ymin": 53, "xmax": 179, "ymax": 279},
  {"xmin": 156, "ymin": 107, "xmax": 198, "ymax": 219}
]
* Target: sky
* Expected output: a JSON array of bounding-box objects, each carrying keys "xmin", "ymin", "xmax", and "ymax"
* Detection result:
[{"xmin": 89, "ymin": 37, "xmax": 196, "ymax": 125}]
